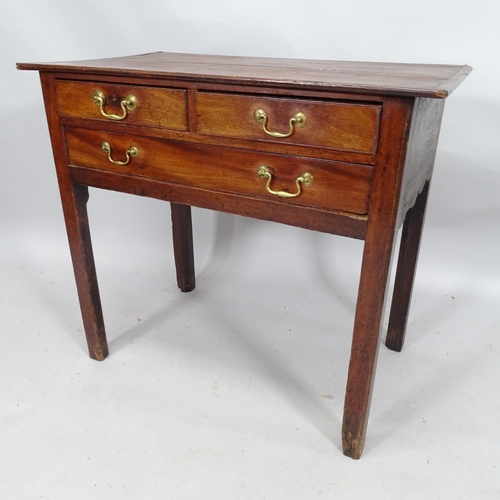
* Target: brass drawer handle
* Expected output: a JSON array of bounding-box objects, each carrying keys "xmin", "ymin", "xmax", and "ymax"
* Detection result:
[
  {"xmin": 257, "ymin": 166, "xmax": 314, "ymax": 198},
  {"xmin": 101, "ymin": 142, "xmax": 138, "ymax": 166},
  {"xmin": 92, "ymin": 90, "xmax": 138, "ymax": 121},
  {"xmin": 253, "ymin": 109, "xmax": 307, "ymax": 138}
]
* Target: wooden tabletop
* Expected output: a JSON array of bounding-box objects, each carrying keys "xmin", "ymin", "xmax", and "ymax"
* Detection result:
[{"xmin": 17, "ymin": 51, "xmax": 471, "ymax": 99}]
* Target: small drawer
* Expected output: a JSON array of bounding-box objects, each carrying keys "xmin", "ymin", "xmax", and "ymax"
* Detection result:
[
  {"xmin": 65, "ymin": 128, "xmax": 373, "ymax": 215},
  {"xmin": 196, "ymin": 92, "xmax": 381, "ymax": 154},
  {"xmin": 55, "ymin": 80, "xmax": 188, "ymax": 130}
]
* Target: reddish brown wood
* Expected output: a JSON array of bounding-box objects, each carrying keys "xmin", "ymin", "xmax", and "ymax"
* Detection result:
[
  {"xmin": 59, "ymin": 112, "xmax": 377, "ymax": 166},
  {"xmin": 196, "ymin": 92, "xmax": 381, "ymax": 153},
  {"xmin": 41, "ymin": 69, "xmax": 385, "ymax": 102},
  {"xmin": 64, "ymin": 127, "xmax": 373, "ymax": 215},
  {"xmin": 20, "ymin": 54, "xmax": 471, "ymax": 458},
  {"xmin": 17, "ymin": 52, "xmax": 471, "ymax": 98},
  {"xmin": 187, "ymin": 88, "xmax": 198, "ymax": 132},
  {"xmin": 386, "ymin": 182, "xmax": 430, "ymax": 352},
  {"xmin": 171, "ymin": 203, "xmax": 196, "ymax": 292},
  {"xmin": 68, "ymin": 166, "xmax": 368, "ymax": 240},
  {"xmin": 39, "ymin": 73, "xmax": 108, "ymax": 361},
  {"xmin": 397, "ymin": 98, "xmax": 445, "ymax": 227},
  {"xmin": 342, "ymin": 97, "xmax": 413, "ymax": 459},
  {"xmin": 55, "ymin": 80, "xmax": 188, "ymax": 130},
  {"xmin": 67, "ymin": 184, "xmax": 108, "ymax": 360}
]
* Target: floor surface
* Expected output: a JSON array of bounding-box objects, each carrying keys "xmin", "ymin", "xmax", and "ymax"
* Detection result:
[{"xmin": 1, "ymin": 174, "xmax": 499, "ymax": 499}]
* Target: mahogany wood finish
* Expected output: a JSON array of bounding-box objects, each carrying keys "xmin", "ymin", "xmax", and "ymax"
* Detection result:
[
  {"xmin": 170, "ymin": 203, "xmax": 196, "ymax": 292},
  {"xmin": 69, "ymin": 165, "xmax": 369, "ymax": 240},
  {"xmin": 64, "ymin": 127, "xmax": 373, "ymax": 215},
  {"xmin": 196, "ymin": 92, "xmax": 381, "ymax": 153},
  {"xmin": 342, "ymin": 97, "xmax": 412, "ymax": 458},
  {"xmin": 55, "ymin": 80, "xmax": 188, "ymax": 130},
  {"xmin": 67, "ymin": 184, "xmax": 108, "ymax": 361},
  {"xmin": 386, "ymin": 182, "xmax": 430, "ymax": 352},
  {"xmin": 18, "ymin": 52, "xmax": 470, "ymax": 459}
]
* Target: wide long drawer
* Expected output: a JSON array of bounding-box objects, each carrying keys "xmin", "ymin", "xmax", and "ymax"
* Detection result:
[
  {"xmin": 56, "ymin": 80, "xmax": 188, "ymax": 130},
  {"xmin": 65, "ymin": 127, "xmax": 373, "ymax": 215},
  {"xmin": 196, "ymin": 92, "xmax": 381, "ymax": 154}
]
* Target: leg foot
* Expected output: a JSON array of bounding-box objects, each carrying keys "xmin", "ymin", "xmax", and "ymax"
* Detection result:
[{"xmin": 342, "ymin": 414, "xmax": 366, "ymax": 459}]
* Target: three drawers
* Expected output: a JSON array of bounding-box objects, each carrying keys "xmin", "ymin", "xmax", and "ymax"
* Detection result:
[{"xmin": 59, "ymin": 79, "xmax": 380, "ymax": 216}]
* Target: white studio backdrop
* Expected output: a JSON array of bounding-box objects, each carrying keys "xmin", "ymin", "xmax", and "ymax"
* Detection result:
[
  {"xmin": 1, "ymin": 0, "xmax": 498, "ymax": 255},
  {"xmin": 0, "ymin": 1, "xmax": 499, "ymax": 498}
]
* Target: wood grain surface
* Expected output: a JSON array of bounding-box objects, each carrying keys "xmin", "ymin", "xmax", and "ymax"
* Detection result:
[
  {"xmin": 18, "ymin": 52, "xmax": 471, "ymax": 98},
  {"xmin": 65, "ymin": 127, "xmax": 373, "ymax": 215},
  {"xmin": 56, "ymin": 80, "xmax": 188, "ymax": 130},
  {"xmin": 196, "ymin": 92, "xmax": 380, "ymax": 153}
]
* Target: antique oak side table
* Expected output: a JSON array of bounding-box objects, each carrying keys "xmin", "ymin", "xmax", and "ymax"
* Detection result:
[{"xmin": 18, "ymin": 53, "xmax": 471, "ymax": 458}]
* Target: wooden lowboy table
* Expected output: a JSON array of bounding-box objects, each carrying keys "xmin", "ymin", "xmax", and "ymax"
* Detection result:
[{"xmin": 18, "ymin": 52, "xmax": 470, "ymax": 458}]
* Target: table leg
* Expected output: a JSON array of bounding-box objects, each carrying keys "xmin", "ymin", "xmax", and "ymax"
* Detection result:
[
  {"xmin": 340, "ymin": 97, "xmax": 414, "ymax": 458},
  {"xmin": 386, "ymin": 182, "xmax": 430, "ymax": 352},
  {"xmin": 65, "ymin": 184, "xmax": 108, "ymax": 361},
  {"xmin": 341, "ymin": 220, "xmax": 398, "ymax": 458},
  {"xmin": 341, "ymin": 223, "xmax": 397, "ymax": 458},
  {"xmin": 171, "ymin": 203, "xmax": 196, "ymax": 292}
]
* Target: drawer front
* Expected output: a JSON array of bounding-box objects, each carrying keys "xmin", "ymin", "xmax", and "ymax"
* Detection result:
[
  {"xmin": 56, "ymin": 80, "xmax": 188, "ymax": 130},
  {"xmin": 65, "ymin": 128, "xmax": 373, "ymax": 215},
  {"xmin": 196, "ymin": 92, "xmax": 381, "ymax": 153}
]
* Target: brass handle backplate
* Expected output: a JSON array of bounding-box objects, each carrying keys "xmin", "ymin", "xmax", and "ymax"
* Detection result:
[
  {"xmin": 101, "ymin": 142, "xmax": 138, "ymax": 166},
  {"xmin": 93, "ymin": 90, "xmax": 138, "ymax": 121},
  {"xmin": 254, "ymin": 109, "xmax": 307, "ymax": 138},
  {"xmin": 257, "ymin": 166, "xmax": 314, "ymax": 198}
]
